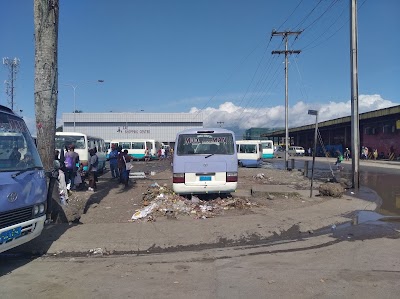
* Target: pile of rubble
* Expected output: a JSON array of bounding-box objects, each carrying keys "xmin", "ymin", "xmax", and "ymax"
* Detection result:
[{"xmin": 130, "ymin": 182, "xmax": 256, "ymax": 222}]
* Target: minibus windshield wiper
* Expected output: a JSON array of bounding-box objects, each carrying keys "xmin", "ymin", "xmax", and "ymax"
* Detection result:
[
  {"xmin": 205, "ymin": 153, "xmax": 215, "ymax": 159},
  {"xmin": 11, "ymin": 167, "xmax": 42, "ymax": 178}
]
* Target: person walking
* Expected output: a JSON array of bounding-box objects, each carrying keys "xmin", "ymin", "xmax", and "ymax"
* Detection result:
[
  {"xmin": 109, "ymin": 144, "xmax": 119, "ymax": 179},
  {"xmin": 335, "ymin": 150, "xmax": 344, "ymax": 170},
  {"xmin": 88, "ymin": 148, "xmax": 98, "ymax": 192}
]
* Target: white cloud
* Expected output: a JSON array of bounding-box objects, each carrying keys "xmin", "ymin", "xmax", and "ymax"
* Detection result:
[
  {"xmin": 20, "ymin": 94, "xmax": 398, "ymax": 137},
  {"xmin": 190, "ymin": 94, "xmax": 398, "ymax": 130}
]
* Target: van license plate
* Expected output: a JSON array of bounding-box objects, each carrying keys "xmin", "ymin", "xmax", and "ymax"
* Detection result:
[
  {"xmin": 0, "ymin": 227, "xmax": 22, "ymax": 244},
  {"xmin": 200, "ymin": 176, "xmax": 211, "ymax": 181}
]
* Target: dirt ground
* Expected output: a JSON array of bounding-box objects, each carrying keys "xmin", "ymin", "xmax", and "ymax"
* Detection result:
[{"xmin": 54, "ymin": 159, "xmax": 326, "ymax": 224}]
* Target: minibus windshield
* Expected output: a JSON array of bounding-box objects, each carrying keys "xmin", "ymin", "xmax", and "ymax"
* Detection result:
[
  {"xmin": 0, "ymin": 114, "xmax": 43, "ymax": 172},
  {"xmin": 176, "ymin": 133, "xmax": 235, "ymax": 155},
  {"xmin": 55, "ymin": 135, "xmax": 86, "ymax": 150}
]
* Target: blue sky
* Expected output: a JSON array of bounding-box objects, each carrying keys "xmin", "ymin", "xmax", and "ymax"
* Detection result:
[{"xmin": 1, "ymin": 0, "xmax": 399, "ymax": 133}]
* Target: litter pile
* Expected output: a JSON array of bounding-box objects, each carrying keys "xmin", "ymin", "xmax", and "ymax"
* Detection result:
[{"xmin": 130, "ymin": 182, "xmax": 256, "ymax": 221}]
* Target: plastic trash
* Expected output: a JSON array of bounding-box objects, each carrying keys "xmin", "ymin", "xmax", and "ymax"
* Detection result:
[
  {"xmin": 131, "ymin": 202, "xmax": 158, "ymax": 220},
  {"xmin": 331, "ymin": 224, "xmax": 336, "ymax": 231},
  {"xmin": 199, "ymin": 205, "xmax": 213, "ymax": 212},
  {"xmin": 191, "ymin": 195, "xmax": 200, "ymax": 203},
  {"xmin": 89, "ymin": 248, "xmax": 104, "ymax": 255},
  {"xmin": 60, "ymin": 195, "xmax": 67, "ymax": 206}
]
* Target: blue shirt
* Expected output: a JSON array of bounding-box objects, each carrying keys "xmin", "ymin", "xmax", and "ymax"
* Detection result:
[{"xmin": 109, "ymin": 149, "xmax": 118, "ymax": 166}]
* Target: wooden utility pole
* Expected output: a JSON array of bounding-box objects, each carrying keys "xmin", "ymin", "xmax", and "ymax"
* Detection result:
[
  {"xmin": 271, "ymin": 30, "xmax": 302, "ymax": 170},
  {"xmin": 34, "ymin": 0, "xmax": 59, "ymax": 170}
]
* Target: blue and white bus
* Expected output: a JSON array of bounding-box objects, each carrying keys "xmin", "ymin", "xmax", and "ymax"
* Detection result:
[
  {"xmin": 0, "ymin": 105, "xmax": 47, "ymax": 253},
  {"xmin": 109, "ymin": 139, "xmax": 162, "ymax": 160},
  {"xmin": 236, "ymin": 140, "xmax": 263, "ymax": 167},
  {"xmin": 261, "ymin": 140, "xmax": 274, "ymax": 159},
  {"xmin": 173, "ymin": 128, "xmax": 238, "ymax": 195}
]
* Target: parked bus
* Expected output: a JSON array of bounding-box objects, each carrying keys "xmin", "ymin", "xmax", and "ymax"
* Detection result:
[
  {"xmin": 261, "ymin": 140, "xmax": 274, "ymax": 159},
  {"xmin": 109, "ymin": 139, "xmax": 162, "ymax": 160},
  {"xmin": 0, "ymin": 105, "xmax": 47, "ymax": 253},
  {"xmin": 236, "ymin": 140, "xmax": 263, "ymax": 167},
  {"xmin": 172, "ymin": 128, "xmax": 238, "ymax": 195},
  {"xmin": 55, "ymin": 132, "xmax": 107, "ymax": 174}
]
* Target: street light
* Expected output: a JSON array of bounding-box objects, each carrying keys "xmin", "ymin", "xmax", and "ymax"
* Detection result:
[
  {"xmin": 61, "ymin": 79, "xmax": 104, "ymax": 131},
  {"xmin": 308, "ymin": 109, "xmax": 318, "ymax": 198}
]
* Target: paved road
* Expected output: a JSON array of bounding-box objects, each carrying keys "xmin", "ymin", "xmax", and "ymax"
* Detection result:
[{"xmin": 1, "ymin": 158, "xmax": 400, "ymax": 298}]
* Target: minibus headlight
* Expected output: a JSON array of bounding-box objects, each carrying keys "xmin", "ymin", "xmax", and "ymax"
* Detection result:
[
  {"xmin": 173, "ymin": 173, "xmax": 185, "ymax": 183},
  {"xmin": 33, "ymin": 205, "xmax": 39, "ymax": 215},
  {"xmin": 226, "ymin": 172, "xmax": 238, "ymax": 182},
  {"xmin": 39, "ymin": 204, "xmax": 45, "ymax": 214}
]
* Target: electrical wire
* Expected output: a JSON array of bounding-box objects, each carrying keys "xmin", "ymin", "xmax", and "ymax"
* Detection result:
[
  {"xmin": 293, "ymin": 0, "xmax": 324, "ymax": 30},
  {"xmin": 276, "ymin": 0, "xmax": 305, "ymax": 32}
]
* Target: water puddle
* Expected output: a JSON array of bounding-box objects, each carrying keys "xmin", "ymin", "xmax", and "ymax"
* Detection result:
[{"xmin": 353, "ymin": 210, "xmax": 400, "ymax": 225}]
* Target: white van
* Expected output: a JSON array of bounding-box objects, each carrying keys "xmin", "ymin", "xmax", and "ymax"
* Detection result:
[{"xmin": 288, "ymin": 146, "xmax": 305, "ymax": 156}]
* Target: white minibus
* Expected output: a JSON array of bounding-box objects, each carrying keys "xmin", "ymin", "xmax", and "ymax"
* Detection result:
[
  {"xmin": 0, "ymin": 105, "xmax": 47, "ymax": 253},
  {"xmin": 236, "ymin": 140, "xmax": 263, "ymax": 167},
  {"xmin": 173, "ymin": 128, "xmax": 238, "ymax": 195},
  {"xmin": 55, "ymin": 132, "xmax": 107, "ymax": 174}
]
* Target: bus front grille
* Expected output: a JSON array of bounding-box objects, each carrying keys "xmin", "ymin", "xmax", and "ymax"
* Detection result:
[{"xmin": 0, "ymin": 206, "xmax": 33, "ymax": 230}]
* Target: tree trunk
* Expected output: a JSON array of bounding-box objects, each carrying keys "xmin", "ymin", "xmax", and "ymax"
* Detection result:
[{"xmin": 34, "ymin": 0, "xmax": 59, "ymax": 171}]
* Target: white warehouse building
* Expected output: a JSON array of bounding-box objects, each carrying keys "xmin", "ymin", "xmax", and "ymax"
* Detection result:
[{"xmin": 62, "ymin": 112, "xmax": 204, "ymax": 144}]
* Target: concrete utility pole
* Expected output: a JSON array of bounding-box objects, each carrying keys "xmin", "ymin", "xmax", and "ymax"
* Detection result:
[
  {"xmin": 271, "ymin": 30, "xmax": 302, "ymax": 170},
  {"xmin": 2, "ymin": 57, "xmax": 20, "ymax": 111},
  {"xmin": 350, "ymin": 0, "xmax": 360, "ymax": 189}
]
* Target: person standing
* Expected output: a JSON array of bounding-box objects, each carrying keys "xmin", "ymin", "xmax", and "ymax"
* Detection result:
[
  {"xmin": 10, "ymin": 147, "xmax": 21, "ymax": 166},
  {"xmin": 364, "ymin": 147, "xmax": 369, "ymax": 159},
  {"xmin": 361, "ymin": 146, "xmax": 366, "ymax": 159},
  {"xmin": 121, "ymin": 149, "xmax": 133, "ymax": 187},
  {"xmin": 373, "ymin": 149, "xmax": 378, "ymax": 160},
  {"xmin": 344, "ymin": 147, "xmax": 351, "ymax": 161},
  {"xmin": 117, "ymin": 146, "xmax": 124, "ymax": 184},
  {"xmin": 161, "ymin": 147, "xmax": 166, "ymax": 160},
  {"xmin": 88, "ymin": 148, "xmax": 98, "ymax": 192},
  {"xmin": 144, "ymin": 147, "xmax": 150, "ymax": 162},
  {"xmin": 157, "ymin": 148, "xmax": 162, "ymax": 160},
  {"xmin": 64, "ymin": 145, "xmax": 79, "ymax": 190},
  {"xmin": 109, "ymin": 144, "xmax": 119, "ymax": 179}
]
